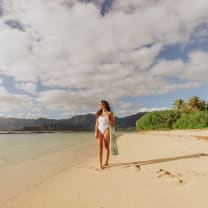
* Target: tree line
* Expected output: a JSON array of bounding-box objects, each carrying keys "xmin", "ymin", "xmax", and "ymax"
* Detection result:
[
  {"xmin": 136, "ymin": 96, "xmax": 208, "ymax": 130},
  {"xmin": 173, "ymin": 96, "xmax": 208, "ymax": 114}
]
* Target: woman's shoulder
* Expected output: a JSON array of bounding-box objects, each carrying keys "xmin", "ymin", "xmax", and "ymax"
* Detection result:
[
  {"xmin": 108, "ymin": 111, "xmax": 114, "ymax": 116},
  {"xmin": 102, "ymin": 111, "xmax": 112, "ymax": 116}
]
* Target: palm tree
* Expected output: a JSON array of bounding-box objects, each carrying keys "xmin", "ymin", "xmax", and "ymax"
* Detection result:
[
  {"xmin": 173, "ymin": 99, "xmax": 185, "ymax": 112},
  {"xmin": 187, "ymin": 96, "xmax": 205, "ymax": 113}
]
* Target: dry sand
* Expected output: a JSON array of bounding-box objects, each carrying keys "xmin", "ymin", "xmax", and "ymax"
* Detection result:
[{"xmin": 2, "ymin": 129, "xmax": 208, "ymax": 208}]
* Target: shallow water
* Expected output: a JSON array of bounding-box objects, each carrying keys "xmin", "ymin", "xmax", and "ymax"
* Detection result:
[
  {"xmin": 0, "ymin": 132, "xmax": 96, "ymax": 205},
  {"xmin": 0, "ymin": 131, "xmax": 126, "ymax": 205},
  {"xmin": 0, "ymin": 132, "xmax": 94, "ymax": 169}
]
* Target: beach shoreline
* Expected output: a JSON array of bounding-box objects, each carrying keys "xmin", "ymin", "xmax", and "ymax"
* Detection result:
[
  {"xmin": 2, "ymin": 129, "xmax": 208, "ymax": 208},
  {"xmin": 0, "ymin": 133, "xmax": 97, "ymax": 207}
]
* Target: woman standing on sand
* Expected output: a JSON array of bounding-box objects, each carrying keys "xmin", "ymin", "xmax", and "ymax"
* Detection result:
[{"xmin": 95, "ymin": 100, "xmax": 115, "ymax": 170}]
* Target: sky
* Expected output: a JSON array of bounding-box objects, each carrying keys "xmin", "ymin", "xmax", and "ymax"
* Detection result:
[{"xmin": 0, "ymin": 0, "xmax": 208, "ymax": 119}]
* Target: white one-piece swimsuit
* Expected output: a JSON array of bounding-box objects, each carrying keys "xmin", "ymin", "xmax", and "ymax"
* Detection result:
[{"xmin": 98, "ymin": 115, "xmax": 109, "ymax": 135}]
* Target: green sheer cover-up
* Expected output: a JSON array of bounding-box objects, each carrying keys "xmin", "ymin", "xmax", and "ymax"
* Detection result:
[{"xmin": 110, "ymin": 125, "xmax": 119, "ymax": 155}]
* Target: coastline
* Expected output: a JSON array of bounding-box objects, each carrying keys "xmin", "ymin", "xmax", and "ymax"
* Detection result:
[
  {"xmin": 0, "ymin": 130, "xmax": 130, "ymax": 134},
  {"xmin": 0, "ymin": 131, "xmax": 92, "ymax": 134},
  {"xmin": 0, "ymin": 131, "xmax": 57, "ymax": 134},
  {"xmin": 2, "ymin": 129, "xmax": 208, "ymax": 208},
  {"xmin": 0, "ymin": 135, "xmax": 97, "ymax": 206}
]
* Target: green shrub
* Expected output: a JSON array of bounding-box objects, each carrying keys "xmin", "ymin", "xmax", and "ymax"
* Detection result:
[
  {"xmin": 136, "ymin": 110, "xmax": 179, "ymax": 131},
  {"xmin": 173, "ymin": 111, "xmax": 208, "ymax": 129}
]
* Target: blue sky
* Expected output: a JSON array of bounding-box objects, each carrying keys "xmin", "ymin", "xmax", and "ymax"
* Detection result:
[{"xmin": 0, "ymin": 0, "xmax": 208, "ymax": 118}]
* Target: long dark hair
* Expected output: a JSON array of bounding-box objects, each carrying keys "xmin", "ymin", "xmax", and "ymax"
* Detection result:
[{"xmin": 96, "ymin": 100, "xmax": 111, "ymax": 119}]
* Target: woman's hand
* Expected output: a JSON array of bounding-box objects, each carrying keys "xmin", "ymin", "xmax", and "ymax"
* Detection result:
[{"xmin": 95, "ymin": 132, "xmax": 99, "ymax": 139}]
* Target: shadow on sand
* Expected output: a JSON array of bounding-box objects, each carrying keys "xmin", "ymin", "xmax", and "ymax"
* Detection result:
[{"xmin": 105, "ymin": 153, "xmax": 208, "ymax": 169}]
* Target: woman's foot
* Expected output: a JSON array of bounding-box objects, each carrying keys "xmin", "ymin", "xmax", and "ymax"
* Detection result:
[
  {"xmin": 96, "ymin": 165, "xmax": 104, "ymax": 170},
  {"xmin": 104, "ymin": 162, "xmax": 109, "ymax": 167}
]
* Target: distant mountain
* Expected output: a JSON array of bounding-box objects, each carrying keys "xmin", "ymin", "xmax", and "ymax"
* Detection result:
[
  {"xmin": 0, "ymin": 112, "xmax": 146, "ymax": 131},
  {"xmin": 0, "ymin": 117, "xmax": 58, "ymax": 131},
  {"xmin": 115, "ymin": 112, "xmax": 147, "ymax": 129}
]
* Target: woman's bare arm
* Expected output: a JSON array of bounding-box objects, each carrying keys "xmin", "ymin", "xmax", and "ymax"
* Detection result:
[
  {"xmin": 108, "ymin": 112, "xmax": 115, "ymax": 126},
  {"xmin": 95, "ymin": 119, "xmax": 99, "ymax": 138}
]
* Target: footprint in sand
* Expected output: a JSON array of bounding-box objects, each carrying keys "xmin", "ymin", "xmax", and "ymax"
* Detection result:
[
  {"xmin": 122, "ymin": 164, "xmax": 141, "ymax": 172},
  {"xmin": 122, "ymin": 165, "xmax": 131, "ymax": 168},
  {"xmin": 156, "ymin": 168, "xmax": 184, "ymax": 184},
  {"xmin": 135, "ymin": 165, "xmax": 141, "ymax": 171}
]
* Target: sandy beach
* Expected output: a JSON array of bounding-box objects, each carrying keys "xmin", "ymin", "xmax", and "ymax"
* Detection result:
[{"xmin": 2, "ymin": 129, "xmax": 208, "ymax": 208}]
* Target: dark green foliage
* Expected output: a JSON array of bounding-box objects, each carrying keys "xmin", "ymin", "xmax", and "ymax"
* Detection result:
[
  {"xmin": 136, "ymin": 110, "xmax": 179, "ymax": 131},
  {"xmin": 173, "ymin": 111, "xmax": 208, "ymax": 129},
  {"xmin": 173, "ymin": 96, "xmax": 208, "ymax": 114},
  {"xmin": 187, "ymin": 96, "xmax": 206, "ymax": 113},
  {"xmin": 172, "ymin": 98, "xmax": 185, "ymax": 113},
  {"xmin": 136, "ymin": 96, "xmax": 208, "ymax": 131}
]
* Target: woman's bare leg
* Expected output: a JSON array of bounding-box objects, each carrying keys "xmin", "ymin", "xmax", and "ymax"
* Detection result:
[
  {"xmin": 98, "ymin": 134, "xmax": 104, "ymax": 169},
  {"xmin": 104, "ymin": 128, "xmax": 110, "ymax": 166}
]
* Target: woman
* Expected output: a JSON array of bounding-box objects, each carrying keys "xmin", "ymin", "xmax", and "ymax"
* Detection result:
[{"xmin": 95, "ymin": 100, "xmax": 115, "ymax": 170}]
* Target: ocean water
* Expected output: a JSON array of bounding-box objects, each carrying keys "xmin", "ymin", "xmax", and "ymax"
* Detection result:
[
  {"xmin": 0, "ymin": 132, "xmax": 95, "ymax": 169},
  {"xmin": 0, "ymin": 132, "xmax": 97, "ymax": 205},
  {"xmin": 0, "ymin": 131, "xmax": 126, "ymax": 205}
]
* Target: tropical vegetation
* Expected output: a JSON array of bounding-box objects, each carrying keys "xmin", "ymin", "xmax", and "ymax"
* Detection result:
[{"xmin": 136, "ymin": 96, "xmax": 208, "ymax": 131}]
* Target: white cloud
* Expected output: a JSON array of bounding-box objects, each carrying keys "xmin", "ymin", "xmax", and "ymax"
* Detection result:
[
  {"xmin": 37, "ymin": 89, "xmax": 108, "ymax": 113},
  {"xmin": 115, "ymin": 106, "xmax": 170, "ymax": 117},
  {"xmin": 0, "ymin": 78, "xmax": 3, "ymax": 85},
  {"xmin": 0, "ymin": 0, "xmax": 208, "ymax": 117},
  {"xmin": 16, "ymin": 81, "xmax": 37, "ymax": 95},
  {"xmin": 0, "ymin": 86, "xmax": 34, "ymax": 114},
  {"xmin": 138, "ymin": 107, "xmax": 170, "ymax": 112},
  {"xmin": 151, "ymin": 51, "xmax": 208, "ymax": 82},
  {"xmin": 118, "ymin": 101, "xmax": 134, "ymax": 111}
]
